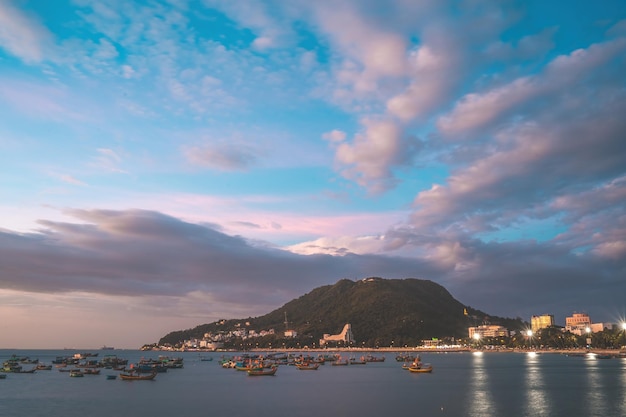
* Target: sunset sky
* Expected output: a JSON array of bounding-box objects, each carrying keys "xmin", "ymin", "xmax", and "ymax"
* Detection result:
[{"xmin": 1, "ymin": 0, "xmax": 625, "ymax": 349}]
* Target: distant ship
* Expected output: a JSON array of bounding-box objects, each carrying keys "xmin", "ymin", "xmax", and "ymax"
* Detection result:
[{"xmin": 101, "ymin": 346, "xmax": 115, "ymax": 350}]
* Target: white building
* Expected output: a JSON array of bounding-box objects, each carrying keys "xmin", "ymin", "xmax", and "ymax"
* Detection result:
[{"xmin": 319, "ymin": 324, "xmax": 355, "ymax": 346}]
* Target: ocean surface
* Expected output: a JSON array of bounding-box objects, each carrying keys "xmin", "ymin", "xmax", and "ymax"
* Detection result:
[{"xmin": 1, "ymin": 349, "xmax": 625, "ymax": 417}]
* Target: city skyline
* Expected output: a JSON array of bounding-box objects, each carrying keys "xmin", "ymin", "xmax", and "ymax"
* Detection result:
[{"xmin": 1, "ymin": 0, "xmax": 625, "ymax": 349}]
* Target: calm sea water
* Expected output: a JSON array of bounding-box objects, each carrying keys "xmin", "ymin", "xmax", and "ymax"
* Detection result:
[{"xmin": 1, "ymin": 349, "xmax": 625, "ymax": 417}]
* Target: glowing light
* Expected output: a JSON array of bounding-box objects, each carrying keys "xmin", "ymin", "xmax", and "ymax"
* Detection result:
[
  {"xmin": 473, "ymin": 333, "xmax": 481, "ymax": 340},
  {"xmin": 526, "ymin": 330, "xmax": 533, "ymax": 337}
]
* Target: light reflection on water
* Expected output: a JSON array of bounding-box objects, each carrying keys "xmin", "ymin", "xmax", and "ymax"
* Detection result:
[
  {"xmin": 620, "ymin": 358, "xmax": 626, "ymax": 413},
  {"xmin": 468, "ymin": 351, "xmax": 495, "ymax": 417},
  {"xmin": 524, "ymin": 352, "xmax": 551, "ymax": 416},
  {"xmin": 584, "ymin": 355, "xmax": 605, "ymax": 416}
]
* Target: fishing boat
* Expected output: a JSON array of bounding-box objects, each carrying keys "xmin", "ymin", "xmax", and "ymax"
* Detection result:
[
  {"xmin": 408, "ymin": 364, "xmax": 433, "ymax": 373},
  {"xmin": 69, "ymin": 370, "xmax": 84, "ymax": 377},
  {"xmin": 402, "ymin": 354, "xmax": 433, "ymax": 373},
  {"xmin": 331, "ymin": 358, "xmax": 349, "ymax": 366},
  {"xmin": 12, "ymin": 367, "xmax": 37, "ymax": 374},
  {"xmin": 396, "ymin": 353, "xmax": 418, "ymax": 362},
  {"xmin": 295, "ymin": 362, "xmax": 320, "ymax": 370},
  {"xmin": 119, "ymin": 371, "xmax": 157, "ymax": 381},
  {"xmin": 246, "ymin": 366, "xmax": 277, "ymax": 376},
  {"xmin": 83, "ymin": 368, "xmax": 101, "ymax": 375}
]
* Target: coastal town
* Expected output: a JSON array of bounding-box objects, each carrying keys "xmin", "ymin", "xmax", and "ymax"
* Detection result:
[{"xmin": 144, "ymin": 311, "xmax": 626, "ymax": 355}]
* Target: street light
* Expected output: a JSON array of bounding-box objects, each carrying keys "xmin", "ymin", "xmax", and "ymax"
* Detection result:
[
  {"xmin": 585, "ymin": 326, "xmax": 592, "ymax": 349},
  {"xmin": 526, "ymin": 330, "xmax": 533, "ymax": 350},
  {"xmin": 473, "ymin": 332, "xmax": 481, "ymax": 349}
]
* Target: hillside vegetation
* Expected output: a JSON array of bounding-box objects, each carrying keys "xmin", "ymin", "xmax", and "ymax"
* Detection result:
[{"xmin": 158, "ymin": 277, "xmax": 523, "ymax": 347}]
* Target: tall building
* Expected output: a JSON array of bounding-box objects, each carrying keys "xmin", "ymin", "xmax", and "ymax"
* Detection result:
[
  {"xmin": 531, "ymin": 314, "xmax": 555, "ymax": 332},
  {"xmin": 565, "ymin": 312, "xmax": 592, "ymax": 336}
]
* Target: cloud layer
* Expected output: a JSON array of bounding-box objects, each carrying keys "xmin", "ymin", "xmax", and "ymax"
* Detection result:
[{"xmin": 1, "ymin": 0, "xmax": 625, "ymax": 347}]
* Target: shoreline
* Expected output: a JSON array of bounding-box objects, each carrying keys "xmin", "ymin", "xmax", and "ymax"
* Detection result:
[{"xmin": 154, "ymin": 347, "xmax": 626, "ymax": 356}]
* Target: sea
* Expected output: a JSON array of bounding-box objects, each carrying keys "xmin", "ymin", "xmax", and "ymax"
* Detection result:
[{"xmin": 1, "ymin": 349, "xmax": 625, "ymax": 417}]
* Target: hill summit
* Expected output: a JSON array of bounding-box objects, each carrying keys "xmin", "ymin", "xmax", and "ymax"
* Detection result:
[{"xmin": 158, "ymin": 277, "xmax": 522, "ymax": 347}]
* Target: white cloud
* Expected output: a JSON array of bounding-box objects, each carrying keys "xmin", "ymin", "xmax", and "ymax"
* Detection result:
[
  {"xmin": 0, "ymin": 2, "xmax": 52, "ymax": 64},
  {"xmin": 322, "ymin": 129, "xmax": 346, "ymax": 143},
  {"xmin": 184, "ymin": 143, "xmax": 257, "ymax": 171},
  {"xmin": 387, "ymin": 38, "xmax": 461, "ymax": 121},
  {"xmin": 59, "ymin": 174, "xmax": 87, "ymax": 186},
  {"xmin": 437, "ymin": 77, "xmax": 536, "ymax": 135},
  {"xmin": 92, "ymin": 148, "xmax": 126, "ymax": 173},
  {"xmin": 311, "ymin": 2, "xmax": 408, "ymax": 100},
  {"xmin": 437, "ymin": 38, "xmax": 626, "ymax": 137},
  {"xmin": 121, "ymin": 64, "xmax": 135, "ymax": 79},
  {"xmin": 252, "ymin": 36, "xmax": 275, "ymax": 50},
  {"xmin": 333, "ymin": 117, "xmax": 421, "ymax": 194}
]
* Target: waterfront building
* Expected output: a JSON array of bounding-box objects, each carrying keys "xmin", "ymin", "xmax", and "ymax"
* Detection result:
[
  {"xmin": 531, "ymin": 314, "xmax": 555, "ymax": 332},
  {"xmin": 590, "ymin": 323, "xmax": 612, "ymax": 332},
  {"xmin": 565, "ymin": 312, "xmax": 592, "ymax": 336},
  {"xmin": 319, "ymin": 323, "xmax": 355, "ymax": 346},
  {"xmin": 468, "ymin": 325, "xmax": 509, "ymax": 339}
]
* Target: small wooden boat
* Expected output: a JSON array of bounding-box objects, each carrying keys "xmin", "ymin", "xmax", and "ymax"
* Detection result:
[
  {"xmin": 296, "ymin": 362, "xmax": 320, "ymax": 370},
  {"xmin": 246, "ymin": 366, "xmax": 277, "ymax": 376},
  {"xmin": 396, "ymin": 353, "xmax": 418, "ymax": 362},
  {"xmin": 83, "ymin": 368, "xmax": 101, "ymax": 375},
  {"xmin": 408, "ymin": 364, "xmax": 433, "ymax": 373},
  {"xmin": 331, "ymin": 359, "xmax": 349, "ymax": 366},
  {"xmin": 13, "ymin": 367, "xmax": 37, "ymax": 374},
  {"xmin": 119, "ymin": 371, "xmax": 157, "ymax": 381},
  {"xmin": 0, "ymin": 374, "xmax": 6, "ymax": 379},
  {"xmin": 69, "ymin": 370, "xmax": 84, "ymax": 377},
  {"xmin": 106, "ymin": 375, "xmax": 117, "ymax": 380}
]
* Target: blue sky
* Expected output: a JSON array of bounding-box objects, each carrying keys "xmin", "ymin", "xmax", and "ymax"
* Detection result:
[{"xmin": 1, "ymin": 0, "xmax": 625, "ymax": 348}]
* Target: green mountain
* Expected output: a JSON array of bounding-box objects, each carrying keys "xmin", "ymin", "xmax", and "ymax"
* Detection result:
[{"xmin": 157, "ymin": 277, "xmax": 523, "ymax": 347}]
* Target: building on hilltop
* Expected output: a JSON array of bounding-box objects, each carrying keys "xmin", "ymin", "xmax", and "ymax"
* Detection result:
[
  {"xmin": 531, "ymin": 314, "xmax": 555, "ymax": 332},
  {"xmin": 468, "ymin": 325, "xmax": 509, "ymax": 339},
  {"xmin": 319, "ymin": 323, "xmax": 355, "ymax": 346}
]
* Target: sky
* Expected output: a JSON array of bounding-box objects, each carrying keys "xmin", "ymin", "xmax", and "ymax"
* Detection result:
[{"xmin": 1, "ymin": 0, "xmax": 625, "ymax": 349}]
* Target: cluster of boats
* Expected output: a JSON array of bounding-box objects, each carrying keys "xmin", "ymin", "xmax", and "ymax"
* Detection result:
[
  {"xmin": 220, "ymin": 352, "xmax": 386, "ymax": 371},
  {"xmin": 2, "ymin": 355, "xmax": 43, "ymax": 373},
  {"xmin": 2, "ymin": 351, "xmax": 435, "ymax": 380},
  {"xmin": 217, "ymin": 352, "xmax": 425, "ymax": 376},
  {"xmin": 1, "ymin": 353, "xmax": 185, "ymax": 381}
]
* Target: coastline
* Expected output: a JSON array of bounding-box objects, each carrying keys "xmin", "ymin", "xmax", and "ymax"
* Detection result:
[{"xmin": 148, "ymin": 346, "xmax": 626, "ymax": 356}]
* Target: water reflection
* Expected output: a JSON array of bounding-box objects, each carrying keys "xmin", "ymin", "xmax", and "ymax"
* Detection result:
[
  {"xmin": 468, "ymin": 352, "xmax": 495, "ymax": 417},
  {"xmin": 620, "ymin": 359, "xmax": 626, "ymax": 415},
  {"xmin": 584, "ymin": 353, "xmax": 606, "ymax": 416},
  {"xmin": 524, "ymin": 352, "xmax": 551, "ymax": 416}
]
